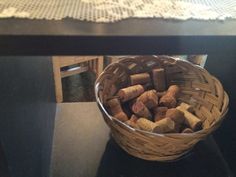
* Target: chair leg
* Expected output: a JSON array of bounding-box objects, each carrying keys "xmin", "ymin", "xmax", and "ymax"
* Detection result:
[
  {"xmin": 52, "ymin": 57, "xmax": 63, "ymax": 103},
  {"xmin": 96, "ymin": 56, "xmax": 104, "ymax": 78}
]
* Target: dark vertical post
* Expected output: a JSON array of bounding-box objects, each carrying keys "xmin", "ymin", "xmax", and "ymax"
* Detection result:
[
  {"xmin": 0, "ymin": 141, "xmax": 11, "ymax": 177},
  {"xmin": 0, "ymin": 57, "xmax": 56, "ymax": 177}
]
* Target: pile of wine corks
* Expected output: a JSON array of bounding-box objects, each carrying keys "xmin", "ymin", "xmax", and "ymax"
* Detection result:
[{"xmin": 106, "ymin": 70, "xmax": 203, "ymax": 134}]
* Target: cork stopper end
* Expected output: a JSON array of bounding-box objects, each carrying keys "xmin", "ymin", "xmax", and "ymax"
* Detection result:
[{"xmin": 159, "ymin": 96, "xmax": 177, "ymax": 108}]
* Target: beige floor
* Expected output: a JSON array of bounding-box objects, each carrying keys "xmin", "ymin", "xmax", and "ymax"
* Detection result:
[{"xmin": 50, "ymin": 102, "xmax": 109, "ymax": 177}]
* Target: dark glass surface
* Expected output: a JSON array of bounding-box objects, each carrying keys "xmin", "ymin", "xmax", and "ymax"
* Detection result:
[
  {"xmin": 0, "ymin": 18, "xmax": 236, "ymax": 55},
  {"xmin": 0, "ymin": 141, "xmax": 10, "ymax": 177}
]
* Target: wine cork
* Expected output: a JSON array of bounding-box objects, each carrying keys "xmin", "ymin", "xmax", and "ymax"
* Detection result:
[
  {"xmin": 182, "ymin": 128, "xmax": 194, "ymax": 133},
  {"xmin": 166, "ymin": 108, "xmax": 185, "ymax": 124},
  {"xmin": 132, "ymin": 101, "xmax": 152, "ymax": 119},
  {"xmin": 114, "ymin": 112, "xmax": 129, "ymax": 122},
  {"xmin": 107, "ymin": 98, "xmax": 128, "ymax": 122},
  {"xmin": 179, "ymin": 102, "xmax": 194, "ymax": 113},
  {"xmin": 130, "ymin": 114, "xmax": 138, "ymax": 122},
  {"xmin": 117, "ymin": 84, "xmax": 144, "ymax": 102},
  {"xmin": 107, "ymin": 98, "xmax": 123, "ymax": 115},
  {"xmin": 174, "ymin": 123, "xmax": 182, "ymax": 133},
  {"xmin": 153, "ymin": 107, "xmax": 168, "ymax": 122},
  {"xmin": 156, "ymin": 91, "xmax": 167, "ymax": 98},
  {"xmin": 130, "ymin": 73, "xmax": 151, "ymax": 85},
  {"xmin": 152, "ymin": 68, "xmax": 166, "ymax": 91},
  {"xmin": 153, "ymin": 118, "xmax": 175, "ymax": 133},
  {"xmin": 177, "ymin": 106, "xmax": 202, "ymax": 131},
  {"xmin": 167, "ymin": 85, "xmax": 180, "ymax": 98},
  {"xmin": 137, "ymin": 118, "xmax": 156, "ymax": 132},
  {"xmin": 159, "ymin": 85, "xmax": 180, "ymax": 108},
  {"xmin": 136, "ymin": 90, "xmax": 158, "ymax": 109},
  {"xmin": 125, "ymin": 114, "xmax": 139, "ymax": 128},
  {"xmin": 106, "ymin": 98, "xmax": 120, "ymax": 111},
  {"xmin": 137, "ymin": 117, "xmax": 175, "ymax": 134}
]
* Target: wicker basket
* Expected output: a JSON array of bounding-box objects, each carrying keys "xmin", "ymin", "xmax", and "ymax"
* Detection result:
[{"xmin": 95, "ymin": 55, "xmax": 229, "ymax": 161}]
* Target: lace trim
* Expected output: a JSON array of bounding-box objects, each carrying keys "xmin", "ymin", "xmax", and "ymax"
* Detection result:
[{"xmin": 0, "ymin": 0, "xmax": 235, "ymax": 22}]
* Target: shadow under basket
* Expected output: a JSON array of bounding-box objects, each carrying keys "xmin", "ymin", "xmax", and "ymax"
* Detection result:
[{"xmin": 95, "ymin": 55, "xmax": 229, "ymax": 161}]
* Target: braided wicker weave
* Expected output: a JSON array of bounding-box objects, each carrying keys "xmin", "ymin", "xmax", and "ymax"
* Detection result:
[{"xmin": 95, "ymin": 55, "xmax": 229, "ymax": 161}]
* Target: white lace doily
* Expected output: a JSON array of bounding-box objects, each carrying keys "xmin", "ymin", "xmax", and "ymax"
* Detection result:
[{"xmin": 0, "ymin": 0, "xmax": 235, "ymax": 22}]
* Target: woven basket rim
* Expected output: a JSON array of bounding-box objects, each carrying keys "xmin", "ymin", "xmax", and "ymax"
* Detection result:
[{"xmin": 95, "ymin": 55, "xmax": 229, "ymax": 137}]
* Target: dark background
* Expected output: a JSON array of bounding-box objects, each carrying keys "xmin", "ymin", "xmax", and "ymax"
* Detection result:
[{"xmin": 0, "ymin": 57, "xmax": 56, "ymax": 177}]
